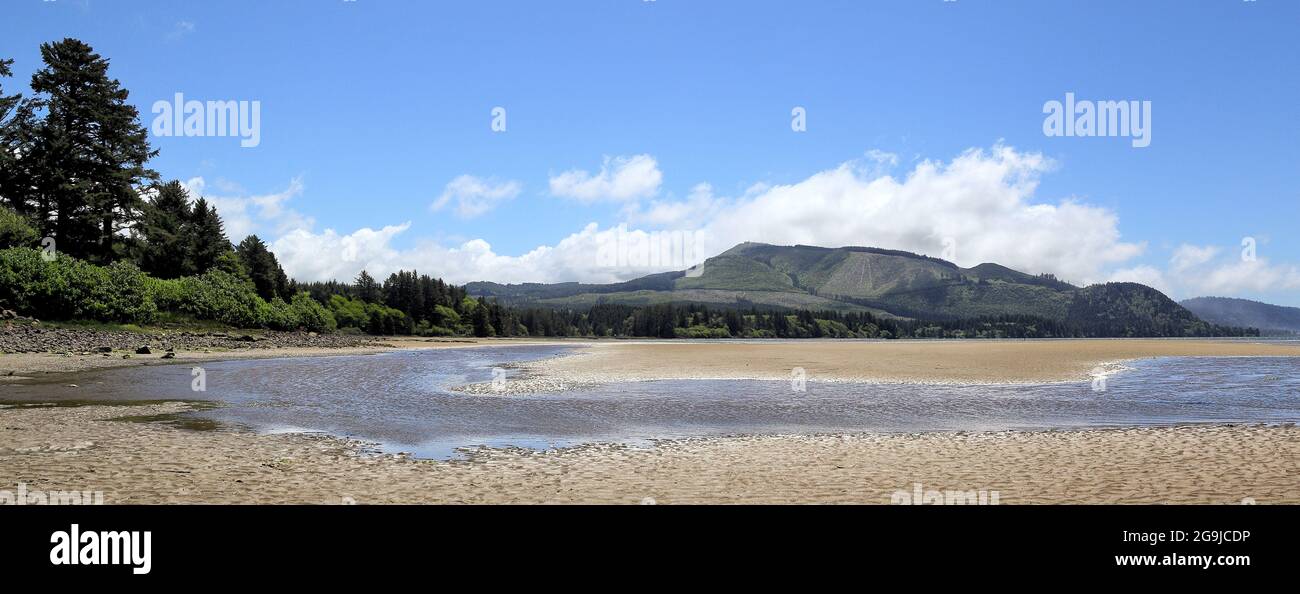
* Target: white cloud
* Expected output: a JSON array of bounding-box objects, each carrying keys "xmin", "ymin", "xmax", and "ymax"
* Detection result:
[
  {"xmin": 691, "ymin": 144, "xmax": 1143, "ymax": 285},
  {"xmin": 184, "ymin": 176, "xmax": 312, "ymax": 242},
  {"xmin": 621, "ymin": 182, "xmax": 723, "ymax": 228},
  {"xmin": 1179, "ymin": 255, "xmax": 1300, "ymax": 296},
  {"xmin": 865, "ymin": 149, "xmax": 899, "ymax": 168},
  {"xmin": 1108, "ymin": 265, "xmax": 1171, "ymax": 295},
  {"xmin": 1170, "ymin": 244, "xmax": 1220, "ymax": 273},
  {"xmin": 272, "ymin": 224, "xmax": 411, "ymax": 284},
  {"xmin": 549, "ymin": 154, "xmax": 662, "ymax": 202},
  {"xmin": 166, "ymin": 21, "xmax": 196, "ymax": 41},
  {"xmin": 1110, "ymin": 243, "xmax": 1300, "ymax": 301},
  {"xmin": 268, "ymin": 145, "xmax": 1156, "ymax": 287},
  {"xmin": 431, "ymin": 175, "xmax": 521, "ymax": 219},
  {"xmin": 272, "ymin": 222, "xmax": 662, "ymax": 285}
]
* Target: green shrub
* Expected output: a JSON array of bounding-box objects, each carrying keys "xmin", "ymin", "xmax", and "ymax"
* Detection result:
[
  {"xmin": 88, "ymin": 260, "xmax": 158, "ymax": 323},
  {"xmin": 364, "ymin": 302, "xmax": 410, "ymax": 335},
  {"xmin": 0, "ymin": 208, "xmax": 39, "ymax": 249},
  {"xmin": 328, "ymin": 294, "xmax": 370, "ymax": 329},
  {"xmin": 431, "ymin": 304, "xmax": 460, "ymax": 327},
  {"xmin": 288, "ymin": 292, "xmax": 336, "ymax": 333},
  {"xmin": 673, "ymin": 324, "xmax": 732, "ymax": 339},
  {"xmin": 0, "ymin": 248, "xmax": 156, "ymax": 323},
  {"xmin": 260, "ymin": 297, "xmax": 296, "ymax": 330},
  {"xmin": 2, "ymin": 247, "xmax": 335, "ymax": 333},
  {"xmin": 150, "ymin": 269, "xmax": 264, "ymax": 328}
]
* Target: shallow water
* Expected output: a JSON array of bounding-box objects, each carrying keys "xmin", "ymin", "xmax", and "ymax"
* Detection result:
[{"xmin": 3, "ymin": 345, "xmax": 1297, "ymax": 459}]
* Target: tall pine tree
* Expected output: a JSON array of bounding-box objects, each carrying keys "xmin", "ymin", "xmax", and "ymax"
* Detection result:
[
  {"xmin": 138, "ymin": 180, "xmax": 192, "ymax": 278},
  {"xmin": 26, "ymin": 39, "xmax": 157, "ymax": 263},
  {"xmin": 0, "ymin": 58, "xmax": 38, "ymax": 219},
  {"xmin": 354, "ymin": 270, "xmax": 381, "ymax": 303},
  {"xmin": 186, "ymin": 197, "xmax": 231, "ymax": 273},
  {"xmin": 236, "ymin": 234, "xmax": 290, "ymax": 301}
]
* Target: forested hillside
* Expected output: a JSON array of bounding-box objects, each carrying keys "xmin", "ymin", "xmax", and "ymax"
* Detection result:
[{"xmin": 1181, "ymin": 297, "xmax": 1300, "ymax": 335}]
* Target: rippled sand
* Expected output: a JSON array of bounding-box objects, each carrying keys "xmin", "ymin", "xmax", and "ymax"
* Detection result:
[
  {"xmin": 1, "ymin": 402, "xmax": 1292, "ymax": 504},
  {"xmin": 509, "ymin": 339, "xmax": 1300, "ymax": 390}
]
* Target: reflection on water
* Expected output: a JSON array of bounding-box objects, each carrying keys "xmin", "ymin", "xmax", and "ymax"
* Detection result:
[{"xmin": 3, "ymin": 345, "xmax": 1298, "ymax": 459}]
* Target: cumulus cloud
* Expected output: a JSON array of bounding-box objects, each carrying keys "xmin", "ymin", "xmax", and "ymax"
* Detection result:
[
  {"xmin": 1170, "ymin": 244, "xmax": 1220, "ymax": 273},
  {"xmin": 549, "ymin": 154, "xmax": 662, "ymax": 202},
  {"xmin": 1109, "ymin": 242, "xmax": 1300, "ymax": 301},
  {"xmin": 621, "ymin": 182, "xmax": 723, "ymax": 228},
  {"xmin": 268, "ymin": 145, "xmax": 1159, "ymax": 287},
  {"xmin": 1107, "ymin": 265, "xmax": 1171, "ymax": 295},
  {"xmin": 183, "ymin": 176, "xmax": 313, "ymax": 242},
  {"xmin": 691, "ymin": 145, "xmax": 1143, "ymax": 285},
  {"xmin": 272, "ymin": 224, "xmax": 411, "ymax": 284},
  {"xmin": 272, "ymin": 222, "xmax": 671, "ymax": 285},
  {"xmin": 1195, "ymin": 259, "xmax": 1300, "ymax": 294},
  {"xmin": 431, "ymin": 175, "xmax": 521, "ymax": 219},
  {"xmin": 1168, "ymin": 244, "xmax": 1300, "ymax": 296}
]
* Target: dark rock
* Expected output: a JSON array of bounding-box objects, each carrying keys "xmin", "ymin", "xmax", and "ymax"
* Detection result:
[{"xmin": 135, "ymin": 345, "xmax": 151, "ymax": 354}]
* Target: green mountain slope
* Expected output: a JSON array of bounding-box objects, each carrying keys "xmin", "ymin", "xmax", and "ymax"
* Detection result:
[
  {"xmin": 1181, "ymin": 296, "xmax": 1300, "ymax": 335},
  {"xmin": 466, "ymin": 242, "xmax": 1235, "ymax": 334}
]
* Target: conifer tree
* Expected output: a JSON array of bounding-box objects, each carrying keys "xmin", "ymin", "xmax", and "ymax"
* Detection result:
[
  {"xmin": 236, "ymin": 234, "xmax": 290, "ymax": 301},
  {"xmin": 26, "ymin": 39, "xmax": 157, "ymax": 262},
  {"xmin": 138, "ymin": 180, "xmax": 192, "ymax": 278},
  {"xmin": 186, "ymin": 197, "xmax": 231, "ymax": 273}
]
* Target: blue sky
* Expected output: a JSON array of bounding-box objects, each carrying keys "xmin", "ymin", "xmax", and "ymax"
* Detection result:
[{"xmin": 3, "ymin": 0, "xmax": 1298, "ymax": 304}]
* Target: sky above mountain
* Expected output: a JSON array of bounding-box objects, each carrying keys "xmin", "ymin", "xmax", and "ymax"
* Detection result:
[{"xmin": 4, "ymin": 0, "xmax": 1298, "ymax": 305}]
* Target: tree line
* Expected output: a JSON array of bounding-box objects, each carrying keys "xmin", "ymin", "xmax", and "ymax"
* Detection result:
[
  {"xmin": 468, "ymin": 302, "xmax": 1257, "ymax": 340},
  {"xmin": 0, "ymin": 38, "xmax": 472, "ymax": 334}
]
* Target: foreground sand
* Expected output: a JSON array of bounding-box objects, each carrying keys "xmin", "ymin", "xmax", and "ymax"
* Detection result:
[
  {"xmin": 510, "ymin": 339, "xmax": 1300, "ymax": 390},
  {"xmin": 0, "ymin": 401, "xmax": 1292, "ymax": 504}
]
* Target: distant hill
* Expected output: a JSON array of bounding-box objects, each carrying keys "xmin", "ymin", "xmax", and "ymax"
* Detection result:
[
  {"xmin": 468, "ymin": 242, "xmax": 1244, "ymax": 336},
  {"xmin": 1181, "ymin": 297, "xmax": 1300, "ymax": 335}
]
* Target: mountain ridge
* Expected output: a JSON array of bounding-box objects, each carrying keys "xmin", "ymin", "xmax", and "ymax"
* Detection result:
[
  {"xmin": 467, "ymin": 242, "xmax": 1251, "ymax": 337},
  {"xmin": 1180, "ymin": 296, "xmax": 1300, "ymax": 335}
]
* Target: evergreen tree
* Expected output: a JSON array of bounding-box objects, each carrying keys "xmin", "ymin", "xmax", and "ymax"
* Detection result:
[
  {"xmin": 354, "ymin": 270, "xmax": 381, "ymax": 303},
  {"xmin": 0, "ymin": 58, "xmax": 38, "ymax": 218},
  {"xmin": 236, "ymin": 234, "xmax": 290, "ymax": 301},
  {"xmin": 138, "ymin": 180, "xmax": 192, "ymax": 278},
  {"xmin": 186, "ymin": 197, "xmax": 231, "ymax": 273},
  {"xmin": 26, "ymin": 39, "xmax": 157, "ymax": 263},
  {"xmin": 471, "ymin": 301, "xmax": 494, "ymax": 337}
]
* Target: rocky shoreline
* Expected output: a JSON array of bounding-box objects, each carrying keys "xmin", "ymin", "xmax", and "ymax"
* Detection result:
[{"xmin": 0, "ymin": 320, "xmax": 389, "ymax": 356}]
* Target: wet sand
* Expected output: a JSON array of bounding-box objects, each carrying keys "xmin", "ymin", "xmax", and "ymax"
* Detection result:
[
  {"xmin": 515, "ymin": 339, "xmax": 1300, "ymax": 390},
  {"xmin": 0, "ymin": 401, "xmax": 1291, "ymax": 504}
]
